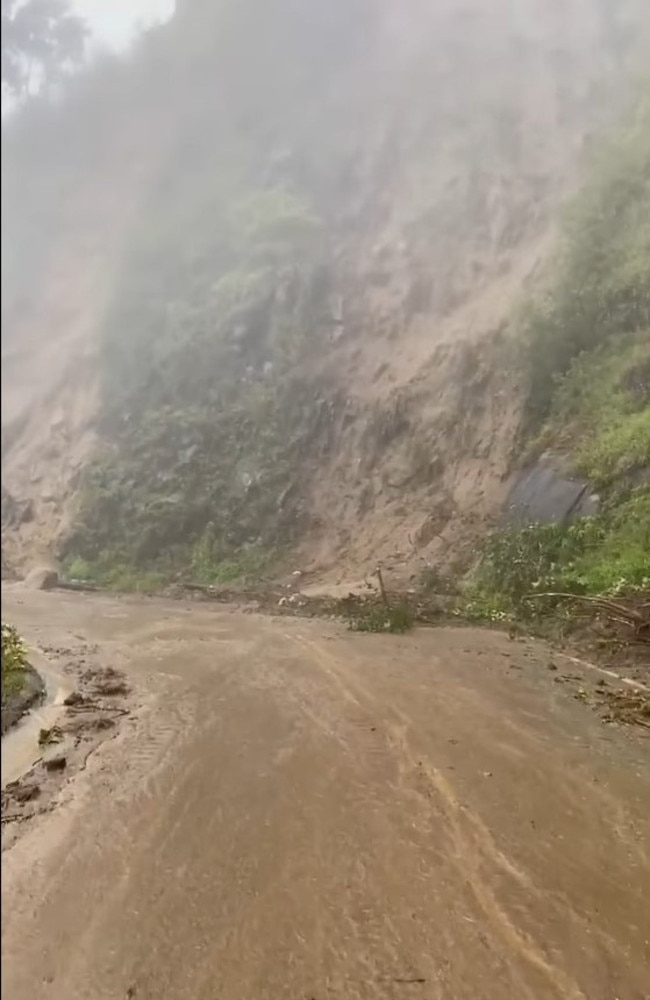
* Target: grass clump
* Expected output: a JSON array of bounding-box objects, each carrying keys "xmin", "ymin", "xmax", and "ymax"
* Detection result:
[
  {"xmin": 418, "ymin": 565, "xmax": 456, "ymax": 594},
  {"xmin": 64, "ymin": 554, "xmax": 164, "ymax": 593},
  {"xmin": 347, "ymin": 603, "xmax": 414, "ymax": 634},
  {"xmin": 464, "ymin": 488, "xmax": 650, "ymax": 621},
  {"xmin": 65, "ymin": 535, "xmax": 277, "ymax": 594},
  {"xmin": 540, "ymin": 332, "xmax": 650, "ymax": 486},
  {"xmin": 1, "ymin": 623, "xmax": 28, "ymax": 700},
  {"xmin": 191, "ymin": 530, "xmax": 274, "ymax": 586},
  {"xmin": 523, "ymin": 94, "xmax": 650, "ymax": 426},
  {"xmin": 577, "ymin": 406, "xmax": 650, "ymax": 485}
]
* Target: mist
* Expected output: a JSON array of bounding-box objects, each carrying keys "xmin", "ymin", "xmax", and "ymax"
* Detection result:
[{"xmin": 2, "ymin": 4, "xmax": 650, "ymax": 992}]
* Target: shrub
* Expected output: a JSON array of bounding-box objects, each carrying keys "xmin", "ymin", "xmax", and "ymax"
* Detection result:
[
  {"xmin": 576, "ymin": 406, "xmax": 650, "ymax": 484},
  {"xmin": 191, "ymin": 531, "xmax": 273, "ymax": 585},
  {"xmin": 523, "ymin": 94, "xmax": 650, "ymax": 424},
  {"xmin": 1, "ymin": 623, "xmax": 28, "ymax": 699},
  {"xmin": 347, "ymin": 603, "xmax": 414, "ymax": 634},
  {"xmin": 468, "ymin": 488, "xmax": 650, "ymax": 618}
]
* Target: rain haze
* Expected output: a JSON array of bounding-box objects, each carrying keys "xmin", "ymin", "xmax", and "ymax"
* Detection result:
[
  {"xmin": 2, "ymin": 1, "xmax": 650, "ymax": 997},
  {"xmin": 75, "ymin": 0, "xmax": 174, "ymax": 48}
]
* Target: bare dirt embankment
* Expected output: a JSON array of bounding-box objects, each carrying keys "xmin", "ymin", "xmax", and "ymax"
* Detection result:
[{"xmin": 2, "ymin": 586, "xmax": 649, "ymax": 1000}]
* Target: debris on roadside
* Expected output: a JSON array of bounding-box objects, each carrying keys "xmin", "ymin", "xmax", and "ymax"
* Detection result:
[
  {"xmin": 597, "ymin": 688, "xmax": 650, "ymax": 729},
  {"xmin": 2, "ymin": 653, "xmax": 133, "ymax": 850}
]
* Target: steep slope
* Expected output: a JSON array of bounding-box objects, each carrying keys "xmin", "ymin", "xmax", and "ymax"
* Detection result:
[
  {"xmin": 1, "ymin": 129, "xmax": 165, "ymax": 572},
  {"xmin": 2, "ymin": 0, "xmax": 649, "ymax": 584}
]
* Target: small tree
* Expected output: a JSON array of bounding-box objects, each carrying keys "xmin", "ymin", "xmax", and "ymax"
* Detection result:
[{"xmin": 1, "ymin": 0, "xmax": 87, "ymax": 99}]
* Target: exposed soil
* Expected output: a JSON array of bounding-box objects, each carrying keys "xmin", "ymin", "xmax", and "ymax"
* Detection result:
[
  {"xmin": 2, "ymin": 585, "xmax": 649, "ymax": 1000},
  {"xmin": 1, "ymin": 605, "xmax": 137, "ymax": 846}
]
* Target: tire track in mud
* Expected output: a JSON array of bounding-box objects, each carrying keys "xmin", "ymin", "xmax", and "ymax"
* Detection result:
[
  {"xmin": 110, "ymin": 678, "xmax": 197, "ymax": 803},
  {"xmin": 288, "ymin": 632, "xmax": 625, "ymax": 1000}
]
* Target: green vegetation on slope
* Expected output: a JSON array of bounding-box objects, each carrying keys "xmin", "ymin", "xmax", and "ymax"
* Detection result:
[
  {"xmin": 4, "ymin": 1, "xmax": 650, "ymax": 592},
  {"xmin": 536, "ymin": 331, "xmax": 650, "ymax": 486},
  {"xmin": 523, "ymin": 94, "xmax": 650, "ymax": 425},
  {"xmin": 470, "ymin": 93, "xmax": 650, "ymax": 619},
  {"xmin": 67, "ymin": 374, "xmax": 344, "ymax": 585},
  {"xmin": 54, "ymin": 1, "xmax": 386, "ymax": 585},
  {"xmin": 467, "ymin": 490, "xmax": 649, "ymax": 620}
]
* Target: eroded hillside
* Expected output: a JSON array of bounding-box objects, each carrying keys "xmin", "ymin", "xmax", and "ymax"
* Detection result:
[{"xmin": 2, "ymin": 0, "xmax": 649, "ymax": 585}]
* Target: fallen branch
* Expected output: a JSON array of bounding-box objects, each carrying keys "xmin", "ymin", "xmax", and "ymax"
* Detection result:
[
  {"xmin": 524, "ymin": 592, "xmax": 644, "ymax": 619},
  {"xmin": 524, "ymin": 592, "xmax": 649, "ymax": 642},
  {"xmin": 375, "ymin": 567, "xmax": 388, "ymax": 606}
]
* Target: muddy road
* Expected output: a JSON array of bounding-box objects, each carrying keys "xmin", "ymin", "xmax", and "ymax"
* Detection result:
[{"xmin": 2, "ymin": 588, "xmax": 649, "ymax": 1000}]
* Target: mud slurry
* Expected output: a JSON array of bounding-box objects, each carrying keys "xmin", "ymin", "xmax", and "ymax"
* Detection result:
[
  {"xmin": 2, "ymin": 639, "xmax": 134, "ymax": 850},
  {"xmin": 1, "ymin": 586, "xmax": 649, "ymax": 1000}
]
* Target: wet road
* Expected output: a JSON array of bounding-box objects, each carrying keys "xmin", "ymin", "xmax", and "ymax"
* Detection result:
[{"xmin": 2, "ymin": 588, "xmax": 649, "ymax": 999}]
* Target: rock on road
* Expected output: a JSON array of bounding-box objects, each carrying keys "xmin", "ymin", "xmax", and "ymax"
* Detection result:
[{"xmin": 1, "ymin": 588, "xmax": 649, "ymax": 1000}]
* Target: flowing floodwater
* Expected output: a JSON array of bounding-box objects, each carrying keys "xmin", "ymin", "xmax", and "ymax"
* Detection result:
[
  {"xmin": 2, "ymin": 586, "xmax": 649, "ymax": 1000},
  {"xmin": 1, "ymin": 651, "xmax": 72, "ymax": 787}
]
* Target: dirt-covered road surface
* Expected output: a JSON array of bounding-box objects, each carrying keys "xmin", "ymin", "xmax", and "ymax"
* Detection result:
[{"xmin": 2, "ymin": 588, "xmax": 649, "ymax": 1000}]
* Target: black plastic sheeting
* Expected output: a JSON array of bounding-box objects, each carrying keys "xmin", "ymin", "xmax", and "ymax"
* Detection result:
[{"xmin": 502, "ymin": 459, "xmax": 600, "ymax": 528}]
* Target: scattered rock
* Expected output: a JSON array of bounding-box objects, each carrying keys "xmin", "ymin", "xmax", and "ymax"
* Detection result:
[
  {"xmin": 93, "ymin": 679, "xmax": 129, "ymax": 697},
  {"xmin": 63, "ymin": 714, "xmax": 116, "ymax": 736},
  {"xmin": 94, "ymin": 716, "xmax": 117, "ymax": 731},
  {"xmin": 42, "ymin": 752, "xmax": 67, "ymax": 772},
  {"xmin": 63, "ymin": 690, "xmax": 87, "ymax": 707},
  {"xmin": 9, "ymin": 780, "xmax": 41, "ymax": 804},
  {"xmin": 85, "ymin": 666, "xmax": 129, "ymax": 697},
  {"xmin": 38, "ymin": 725, "xmax": 63, "ymax": 746},
  {"xmin": 24, "ymin": 567, "xmax": 59, "ymax": 591},
  {"xmin": 598, "ymin": 689, "xmax": 650, "ymax": 728}
]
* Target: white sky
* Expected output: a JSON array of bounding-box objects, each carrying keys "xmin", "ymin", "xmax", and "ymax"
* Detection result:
[{"xmin": 73, "ymin": 0, "xmax": 175, "ymax": 50}]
